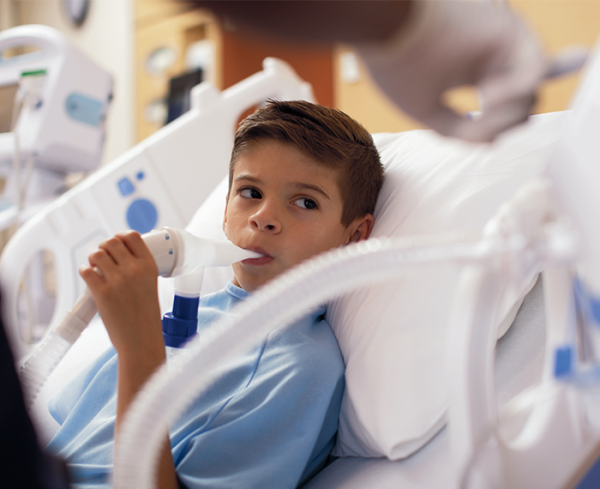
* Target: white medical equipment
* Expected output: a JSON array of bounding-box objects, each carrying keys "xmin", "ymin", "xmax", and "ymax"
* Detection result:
[
  {"xmin": 0, "ymin": 24, "xmax": 114, "ymax": 356},
  {"xmin": 0, "ymin": 25, "xmax": 113, "ymax": 221},
  {"xmin": 18, "ymin": 227, "xmax": 260, "ymax": 406},
  {"xmin": 0, "ymin": 56, "xmax": 314, "ymax": 361},
  {"xmin": 443, "ymin": 37, "xmax": 600, "ymax": 487}
]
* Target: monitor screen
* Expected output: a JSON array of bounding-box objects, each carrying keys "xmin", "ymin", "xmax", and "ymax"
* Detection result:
[
  {"xmin": 166, "ymin": 69, "xmax": 203, "ymax": 124},
  {"xmin": 0, "ymin": 84, "xmax": 18, "ymax": 133}
]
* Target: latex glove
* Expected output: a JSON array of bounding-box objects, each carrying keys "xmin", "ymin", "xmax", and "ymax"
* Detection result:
[{"xmin": 356, "ymin": 1, "xmax": 587, "ymax": 143}]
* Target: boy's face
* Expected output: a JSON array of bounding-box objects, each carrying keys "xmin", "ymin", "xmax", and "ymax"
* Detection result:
[{"xmin": 224, "ymin": 141, "xmax": 373, "ymax": 292}]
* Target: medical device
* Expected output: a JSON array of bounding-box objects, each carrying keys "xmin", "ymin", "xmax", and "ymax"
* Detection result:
[
  {"xmin": 18, "ymin": 226, "xmax": 260, "ymax": 406},
  {"xmin": 0, "ymin": 24, "xmax": 113, "ymax": 357},
  {"xmin": 0, "ymin": 25, "xmax": 113, "ymax": 219},
  {"xmin": 443, "ymin": 34, "xmax": 600, "ymax": 489},
  {"xmin": 0, "ymin": 56, "xmax": 314, "ymax": 361}
]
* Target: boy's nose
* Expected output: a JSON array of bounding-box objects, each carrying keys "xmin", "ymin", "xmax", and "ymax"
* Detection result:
[{"xmin": 250, "ymin": 202, "xmax": 281, "ymax": 233}]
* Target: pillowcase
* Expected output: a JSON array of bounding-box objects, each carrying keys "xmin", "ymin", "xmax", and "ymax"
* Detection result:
[
  {"xmin": 330, "ymin": 112, "xmax": 563, "ymax": 459},
  {"xmin": 176, "ymin": 111, "xmax": 564, "ymax": 460}
]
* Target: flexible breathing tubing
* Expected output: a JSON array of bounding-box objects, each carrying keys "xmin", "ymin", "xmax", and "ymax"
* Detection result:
[
  {"xmin": 17, "ymin": 179, "xmax": 570, "ymax": 487},
  {"xmin": 112, "ymin": 228, "xmax": 561, "ymax": 489},
  {"xmin": 17, "ymin": 227, "xmax": 261, "ymax": 406}
]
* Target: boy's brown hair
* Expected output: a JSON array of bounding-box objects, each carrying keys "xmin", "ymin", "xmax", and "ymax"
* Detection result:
[{"xmin": 229, "ymin": 100, "xmax": 384, "ymax": 227}]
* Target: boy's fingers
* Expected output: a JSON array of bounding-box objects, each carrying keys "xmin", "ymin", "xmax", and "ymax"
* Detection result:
[
  {"xmin": 99, "ymin": 236, "xmax": 131, "ymax": 265},
  {"xmin": 79, "ymin": 265, "xmax": 104, "ymax": 289},
  {"xmin": 88, "ymin": 249, "xmax": 117, "ymax": 277},
  {"xmin": 116, "ymin": 231, "xmax": 152, "ymax": 259}
]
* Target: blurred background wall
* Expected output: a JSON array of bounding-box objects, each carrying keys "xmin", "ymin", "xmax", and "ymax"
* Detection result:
[{"xmin": 2, "ymin": 0, "xmax": 600, "ymax": 165}]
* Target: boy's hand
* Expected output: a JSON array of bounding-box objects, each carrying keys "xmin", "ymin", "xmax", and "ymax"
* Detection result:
[
  {"xmin": 79, "ymin": 231, "xmax": 162, "ymax": 355},
  {"xmin": 81, "ymin": 232, "xmax": 179, "ymax": 489}
]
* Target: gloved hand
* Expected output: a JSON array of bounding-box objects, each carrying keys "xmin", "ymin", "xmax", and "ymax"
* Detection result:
[{"xmin": 356, "ymin": 1, "xmax": 587, "ymax": 143}]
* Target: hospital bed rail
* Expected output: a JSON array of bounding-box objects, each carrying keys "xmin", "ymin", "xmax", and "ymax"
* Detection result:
[{"xmin": 0, "ymin": 58, "xmax": 314, "ymax": 361}]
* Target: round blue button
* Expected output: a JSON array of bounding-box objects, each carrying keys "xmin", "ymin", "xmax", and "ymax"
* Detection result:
[{"xmin": 126, "ymin": 198, "xmax": 158, "ymax": 233}]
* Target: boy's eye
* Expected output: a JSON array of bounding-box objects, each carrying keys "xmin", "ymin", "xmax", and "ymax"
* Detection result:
[
  {"xmin": 293, "ymin": 198, "xmax": 318, "ymax": 210},
  {"xmin": 240, "ymin": 188, "xmax": 262, "ymax": 199}
]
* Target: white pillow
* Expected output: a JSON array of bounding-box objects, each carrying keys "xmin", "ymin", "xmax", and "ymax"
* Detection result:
[
  {"xmin": 177, "ymin": 111, "xmax": 564, "ymax": 460},
  {"xmin": 330, "ymin": 112, "xmax": 564, "ymax": 459}
]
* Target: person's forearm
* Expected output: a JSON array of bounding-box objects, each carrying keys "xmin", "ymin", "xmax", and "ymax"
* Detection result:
[
  {"xmin": 115, "ymin": 338, "xmax": 179, "ymax": 489},
  {"xmin": 78, "ymin": 231, "xmax": 177, "ymax": 487},
  {"xmin": 192, "ymin": 0, "xmax": 412, "ymax": 44}
]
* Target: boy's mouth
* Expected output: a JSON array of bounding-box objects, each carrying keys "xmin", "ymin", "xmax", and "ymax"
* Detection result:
[{"xmin": 241, "ymin": 246, "xmax": 273, "ymax": 266}]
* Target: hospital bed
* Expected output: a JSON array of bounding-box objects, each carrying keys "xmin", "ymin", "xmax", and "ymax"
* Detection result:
[{"xmin": 2, "ymin": 49, "xmax": 600, "ymax": 488}]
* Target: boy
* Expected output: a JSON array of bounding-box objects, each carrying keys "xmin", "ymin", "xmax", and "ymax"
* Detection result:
[{"xmin": 46, "ymin": 101, "xmax": 384, "ymax": 488}]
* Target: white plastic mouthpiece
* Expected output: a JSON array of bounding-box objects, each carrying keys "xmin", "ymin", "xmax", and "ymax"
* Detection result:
[
  {"xmin": 176, "ymin": 231, "xmax": 262, "ymax": 275},
  {"xmin": 142, "ymin": 227, "xmax": 262, "ymax": 277}
]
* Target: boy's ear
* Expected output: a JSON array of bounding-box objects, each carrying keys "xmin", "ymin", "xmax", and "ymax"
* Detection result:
[
  {"xmin": 222, "ymin": 197, "xmax": 229, "ymax": 237},
  {"xmin": 346, "ymin": 214, "xmax": 375, "ymax": 244}
]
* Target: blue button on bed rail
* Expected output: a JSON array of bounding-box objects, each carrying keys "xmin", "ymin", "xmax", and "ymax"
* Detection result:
[
  {"xmin": 126, "ymin": 198, "xmax": 158, "ymax": 233},
  {"xmin": 554, "ymin": 346, "xmax": 573, "ymax": 378},
  {"xmin": 118, "ymin": 177, "xmax": 135, "ymax": 197}
]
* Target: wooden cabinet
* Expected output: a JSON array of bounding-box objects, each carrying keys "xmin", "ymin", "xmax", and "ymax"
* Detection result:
[
  {"xmin": 134, "ymin": 1, "xmax": 222, "ymax": 142},
  {"xmin": 220, "ymin": 26, "xmax": 332, "ymax": 108},
  {"xmin": 134, "ymin": 0, "xmax": 333, "ymax": 142},
  {"xmin": 135, "ymin": 1, "xmax": 600, "ymax": 139}
]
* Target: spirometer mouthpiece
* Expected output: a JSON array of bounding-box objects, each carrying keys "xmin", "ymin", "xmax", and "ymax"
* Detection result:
[
  {"xmin": 20, "ymin": 228, "xmax": 262, "ymax": 405},
  {"xmin": 143, "ymin": 227, "xmax": 262, "ymax": 278},
  {"xmin": 20, "ymin": 227, "xmax": 259, "ymax": 406}
]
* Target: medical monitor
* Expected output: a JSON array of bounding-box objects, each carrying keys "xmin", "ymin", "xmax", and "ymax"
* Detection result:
[
  {"xmin": 0, "ymin": 25, "xmax": 113, "ymax": 173},
  {"xmin": 167, "ymin": 69, "xmax": 203, "ymax": 124}
]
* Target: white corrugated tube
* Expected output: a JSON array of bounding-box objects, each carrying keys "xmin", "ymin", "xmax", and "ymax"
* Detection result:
[
  {"xmin": 113, "ymin": 231, "xmax": 524, "ymax": 489},
  {"xmin": 18, "ymin": 288, "xmax": 97, "ymax": 406}
]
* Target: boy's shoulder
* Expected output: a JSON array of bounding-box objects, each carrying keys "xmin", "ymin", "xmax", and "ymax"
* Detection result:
[
  {"xmin": 197, "ymin": 282, "xmax": 248, "ymax": 327},
  {"xmin": 262, "ymin": 305, "xmax": 344, "ymax": 380},
  {"xmin": 200, "ymin": 281, "xmax": 248, "ymax": 307},
  {"xmin": 199, "ymin": 283, "xmax": 344, "ymax": 380}
]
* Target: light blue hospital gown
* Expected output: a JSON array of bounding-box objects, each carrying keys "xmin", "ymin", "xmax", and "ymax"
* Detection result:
[{"xmin": 45, "ymin": 281, "xmax": 345, "ymax": 489}]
